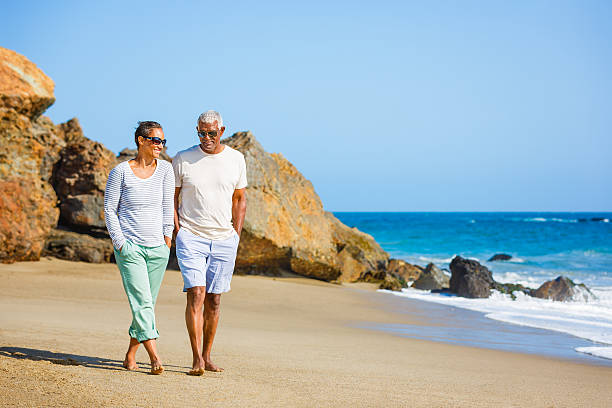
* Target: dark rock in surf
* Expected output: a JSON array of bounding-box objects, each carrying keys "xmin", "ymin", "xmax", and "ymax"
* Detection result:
[
  {"xmin": 532, "ymin": 276, "xmax": 595, "ymax": 302},
  {"xmin": 412, "ymin": 263, "xmax": 449, "ymax": 290},
  {"xmin": 488, "ymin": 253, "xmax": 512, "ymax": 262},
  {"xmin": 449, "ymin": 256, "xmax": 495, "ymax": 298}
]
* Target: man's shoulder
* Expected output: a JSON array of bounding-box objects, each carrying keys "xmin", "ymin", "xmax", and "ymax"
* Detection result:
[
  {"xmin": 221, "ymin": 145, "xmax": 245, "ymax": 160},
  {"xmin": 174, "ymin": 145, "xmax": 200, "ymax": 161}
]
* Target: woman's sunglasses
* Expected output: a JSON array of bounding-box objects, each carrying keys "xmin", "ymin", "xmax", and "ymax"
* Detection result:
[{"xmin": 141, "ymin": 135, "xmax": 167, "ymax": 146}]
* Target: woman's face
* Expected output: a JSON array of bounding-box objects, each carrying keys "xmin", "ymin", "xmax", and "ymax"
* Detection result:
[{"xmin": 139, "ymin": 128, "xmax": 165, "ymax": 158}]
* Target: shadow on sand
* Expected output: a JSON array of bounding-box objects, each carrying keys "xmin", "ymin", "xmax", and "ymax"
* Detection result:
[{"xmin": 0, "ymin": 346, "xmax": 189, "ymax": 374}]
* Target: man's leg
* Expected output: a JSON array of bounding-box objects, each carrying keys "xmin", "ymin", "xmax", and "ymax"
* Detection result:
[
  {"xmin": 201, "ymin": 232, "xmax": 239, "ymax": 372},
  {"xmin": 185, "ymin": 286, "xmax": 206, "ymax": 374},
  {"xmin": 202, "ymin": 293, "xmax": 223, "ymax": 372},
  {"xmin": 176, "ymin": 228, "xmax": 209, "ymax": 375}
]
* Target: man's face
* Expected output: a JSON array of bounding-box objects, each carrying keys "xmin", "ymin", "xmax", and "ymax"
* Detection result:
[{"xmin": 197, "ymin": 120, "xmax": 225, "ymax": 154}]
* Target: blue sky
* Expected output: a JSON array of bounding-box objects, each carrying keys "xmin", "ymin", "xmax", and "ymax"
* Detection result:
[{"xmin": 3, "ymin": 1, "xmax": 611, "ymax": 211}]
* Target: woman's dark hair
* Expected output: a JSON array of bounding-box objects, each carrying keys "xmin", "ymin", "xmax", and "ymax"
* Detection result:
[{"xmin": 134, "ymin": 121, "xmax": 162, "ymax": 147}]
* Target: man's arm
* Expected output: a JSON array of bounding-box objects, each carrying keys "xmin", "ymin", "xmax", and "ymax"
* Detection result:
[
  {"xmin": 231, "ymin": 188, "xmax": 247, "ymax": 236},
  {"xmin": 173, "ymin": 186, "xmax": 181, "ymax": 238}
]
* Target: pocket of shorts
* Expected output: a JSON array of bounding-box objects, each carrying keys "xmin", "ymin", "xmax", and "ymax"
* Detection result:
[{"xmin": 120, "ymin": 240, "xmax": 132, "ymax": 256}]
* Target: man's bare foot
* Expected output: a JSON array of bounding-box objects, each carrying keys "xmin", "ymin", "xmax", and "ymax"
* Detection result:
[
  {"xmin": 187, "ymin": 367, "xmax": 205, "ymax": 376},
  {"xmin": 188, "ymin": 357, "xmax": 205, "ymax": 376},
  {"xmin": 123, "ymin": 356, "xmax": 138, "ymax": 370},
  {"xmin": 204, "ymin": 360, "xmax": 224, "ymax": 372},
  {"xmin": 150, "ymin": 360, "xmax": 164, "ymax": 375}
]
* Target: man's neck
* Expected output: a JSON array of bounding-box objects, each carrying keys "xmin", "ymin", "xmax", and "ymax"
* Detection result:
[{"xmin": 199, "ymin": 144, "xmax": 225, "ymax": 155}]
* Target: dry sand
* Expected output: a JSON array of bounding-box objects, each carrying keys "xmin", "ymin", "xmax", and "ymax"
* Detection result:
[{"xmin": 1, "ymin": 258, "xmax": 611, "ymax": 407}]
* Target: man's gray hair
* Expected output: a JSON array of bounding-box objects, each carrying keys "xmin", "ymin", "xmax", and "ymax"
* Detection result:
[{"xmin": 198, "ymin": 110, "xmax": 224, "ymax": 128}]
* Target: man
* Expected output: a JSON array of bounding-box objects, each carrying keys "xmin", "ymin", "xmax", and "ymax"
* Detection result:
[{"xmin": 173, "ymin": 110, "xmax": 247, "ymax": 375}]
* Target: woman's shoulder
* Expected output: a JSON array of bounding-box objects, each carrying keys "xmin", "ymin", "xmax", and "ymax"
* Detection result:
[
  {"xmin": 158, "ymin": 159, "xmax": 174, "ymax": 172},
  {"xmin": 109, "ymin": 160, "xmax": 130, "ymax": 175}
]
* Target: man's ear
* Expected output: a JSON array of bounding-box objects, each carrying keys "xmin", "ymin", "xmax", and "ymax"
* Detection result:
[{"xmin": 220, "ymin": 126, "xmax": 226, "ymax": 136}]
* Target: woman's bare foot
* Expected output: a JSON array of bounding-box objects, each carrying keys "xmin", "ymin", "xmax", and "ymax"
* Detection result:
[
  {"xmin": 150, "ymin": 360, "xmax": 164, "ymax": 375},
  {"xmin": 204, "ymin": 359, "xmax": 223, "ymax": 372},
  {"xmin": 123, "ymin": 355, "xmax": 139, "ymax": 370}
]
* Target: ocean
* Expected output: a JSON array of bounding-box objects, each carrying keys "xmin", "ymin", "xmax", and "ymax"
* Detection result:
[{"xmin": 334, "ymin": 212, "xmax": 612, "ymax": 362}]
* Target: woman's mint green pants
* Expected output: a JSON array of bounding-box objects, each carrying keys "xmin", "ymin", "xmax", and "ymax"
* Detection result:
[{"xmin": 114, "ymin": 240, "xmax": 170, "ymax": 342}]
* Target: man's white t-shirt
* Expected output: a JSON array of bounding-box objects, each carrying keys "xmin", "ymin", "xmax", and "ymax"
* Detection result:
[{"xmin": 173, "ymin": 144, "xmax": 247, "ymax": 241}]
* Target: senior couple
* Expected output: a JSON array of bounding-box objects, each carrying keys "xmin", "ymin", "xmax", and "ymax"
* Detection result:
[{"xmin": 103, "ymin": 110, "xmax": 247, "ymax": 376}]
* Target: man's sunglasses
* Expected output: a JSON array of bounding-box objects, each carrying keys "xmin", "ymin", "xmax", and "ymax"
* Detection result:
[
  {"xmin": 141, "ymin": 135, "xmax": 167, "ymax": 146},
  {"xmin": 198, "ymin": 131, "xmax": 219, "ymax": 139}
]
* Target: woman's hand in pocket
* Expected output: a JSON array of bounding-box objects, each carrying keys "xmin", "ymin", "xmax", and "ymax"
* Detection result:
[{"xmin": 164, "ymin": 236, "xmax": 172, "ymax": 249}]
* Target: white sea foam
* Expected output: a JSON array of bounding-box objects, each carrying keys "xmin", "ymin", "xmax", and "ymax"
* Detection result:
[
  {"xmin": 417, "ymin": 256, "xmax": 454, "ymax": 264},
  {"xmin": 380, "ymin": 286, "xmax": 612, "ymax": 360},
  {"xmin": 521, "ymin": 217, "xmax": 579, "ymax": 223},
  {"xmin": 575, "ymin": 347, "xmax": 612, "ymax": 359}
]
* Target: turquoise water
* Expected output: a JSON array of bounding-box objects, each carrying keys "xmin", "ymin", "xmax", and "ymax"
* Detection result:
[
  {"xmin": 334, "ymin": 212, "xmax": 612, "ymax": 361},
  {"xmin": 334, "ymin": 212, "xmax": 612, "ymax": 288}
]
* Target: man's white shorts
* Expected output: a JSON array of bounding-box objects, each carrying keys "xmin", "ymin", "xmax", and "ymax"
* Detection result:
[{"xmin": 175, "ymin": 228, "xmax": 239, "ymax": 294}]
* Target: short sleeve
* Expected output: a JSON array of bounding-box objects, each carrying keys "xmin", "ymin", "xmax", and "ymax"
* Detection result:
[
  {"xmin": 173, "ymin": 153, "xmax": 182, "ymax": 187},
  {"xmin": 236, "ymin": 153, "xmax": 247, "ymax": 189}
]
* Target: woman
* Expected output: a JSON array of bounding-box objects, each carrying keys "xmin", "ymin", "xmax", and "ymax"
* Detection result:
[{"xmin": 104, "ymin": 121, "xmax": 174, "ymax": 374}]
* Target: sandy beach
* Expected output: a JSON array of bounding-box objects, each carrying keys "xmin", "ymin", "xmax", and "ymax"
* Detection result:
[{"xmin": 1, "ymin": 259, "xmax": 611, "ymax": 407}]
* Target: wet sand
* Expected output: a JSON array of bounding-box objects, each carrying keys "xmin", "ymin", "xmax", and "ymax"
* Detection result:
[{"xmin": 1, "ymin": 258, "xmax": 611, "ymax": 407}]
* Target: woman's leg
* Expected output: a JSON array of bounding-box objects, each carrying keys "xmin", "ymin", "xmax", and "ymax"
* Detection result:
[
  {"xmin": 114, "ymin": 242, "xmax": 163, "ymax": 373},
  {"xmin": 141, "ymin": 244, "xmax": 170, "ymax": 374},
  {"xmin": 123, "ymin": 337, "xmax": 140, "ymax": 370}
]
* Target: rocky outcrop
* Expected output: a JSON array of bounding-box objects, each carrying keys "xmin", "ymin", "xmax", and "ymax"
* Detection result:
[
  {"xmin": 449, "ymin": 256, "xmax": 495, "ymax": 298},
  {"xmin": 224, "ymin": 131, "xmax": 389, "ymax": 282},
  {"xmin": 0, "ymin": 47, "xmax": 63, "ymax": 262},
  {"xmin": 412, "ymin": 263, "xmax": 449, "ymax": 290},
  {"xmin": 51, "ymin": 118, "xmax": 118, "ymax": 231},
  {"xmin": 379, "ymin": 274, "xmax": 403, "ymax": 291},
  {"xmin": 488, "ymin": 253, "xmax": 512, "ymax": 262},
  {"xmin": 532, "ymin": 276, "xmax": 595, "ymax": 302},
  {"xmin": 386, "ymin": 259, "xmax": 423, "ymax": 283},
  {"xmin": 0, "ymin": 47, "xmax": 55, "ymax": 118},
  {"xmin": 43, "ymin": 229, "xmax": 114, "ymax": 263}
]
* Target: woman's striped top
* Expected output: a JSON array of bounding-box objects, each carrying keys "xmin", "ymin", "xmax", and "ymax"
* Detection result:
[{"xmin": 104, "ymin": 159, "xmax": 175, "ymax": 250}]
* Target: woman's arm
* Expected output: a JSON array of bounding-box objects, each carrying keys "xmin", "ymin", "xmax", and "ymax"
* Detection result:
[
  {"xmin": 162, "ymin": 164, "xmax": 175, "ymax": 248},
  {"xmin": 104, "ymin": 165, "xmax": 126, "ymax": 250}
]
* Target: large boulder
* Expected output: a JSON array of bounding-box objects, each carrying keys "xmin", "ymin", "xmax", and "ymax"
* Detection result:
[
  {"xmin": 43, "ymin": 229, "xmax": 114, "ymax": 263},
  {"xmin": 224, "ymin": 131, "xmax": 389, "ymax": 282},
  {"xmin": 0, "ymin": 47, "xmax": 64, "ymax": 262},
  {"xmin": 532, "ymin": 276, "xmax": 596, "ymax": 302},
  {"xmin": 386, "ymin": 259, "xmax": 424, "ymax": 283},
  {"xmin": 449, "ymin": 256, "xmax": 495, "ymax": 298},
  {"xmin": 0, "ymin": 47, "xmax": 55, "ymax": 118},
  {"xmin": 412, "ymin": 263, "xmax": 450, "ymax": 290},
  {"xmin": 51, "ymin": 118, "xmax": 118, "ymax": 231}
]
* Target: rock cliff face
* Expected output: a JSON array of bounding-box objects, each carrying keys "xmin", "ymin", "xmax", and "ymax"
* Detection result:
[
  {"xmin": 1, "ymin": 47, "xmax": 118, "ymax": 263},
  {"xmin": 52, "ymin": 118, "xmax": 118, "ymax": 231},
  {"xmin": 224, "ymin": 132, "xmax": 389, "ymax": 282},
  {"xmin": 0, "ymin": 47, "xmax": 63, "ymax": 262}
]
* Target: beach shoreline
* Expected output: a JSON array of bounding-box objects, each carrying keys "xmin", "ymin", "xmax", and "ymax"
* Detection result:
[{"xmin": 1, "ymin": 258, "xmax": 611, "ymax": 407}]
